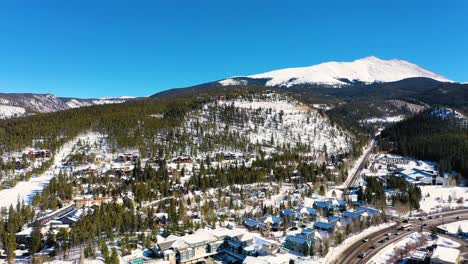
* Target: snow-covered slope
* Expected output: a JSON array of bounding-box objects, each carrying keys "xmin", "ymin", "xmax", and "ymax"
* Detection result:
[
  {"xmin": 0, "ymin": 105, "xmax": 26, "ymax": 119},
  {"xmin": 0, "ymin": 93, "xmax": 134, "ymax": 119},
  {"xmin": 219, "ymin": 56, "xmax": 452, "ymax": 87},
  {"xmin": 0, "ymin": 93, "xmax": 70, "ymax": 114}
]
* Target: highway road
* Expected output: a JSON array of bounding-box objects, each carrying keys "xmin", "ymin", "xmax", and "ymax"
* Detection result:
[
  {"xmin": 342, "ymin": 134, "xmax": 379, "ymax": 190},
  {"xmin": 335, "ymin": 209, "xmax": 468, "ymax": 264}
]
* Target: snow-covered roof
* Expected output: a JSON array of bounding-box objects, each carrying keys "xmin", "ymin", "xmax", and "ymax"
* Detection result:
[{"xmin": 432, "ymin": 246, "xmax": 460, "ymax": 263}]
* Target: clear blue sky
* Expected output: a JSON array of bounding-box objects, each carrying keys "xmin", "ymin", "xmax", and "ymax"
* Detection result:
[{"xmin": 0, "ymin": 0, "xmax": 467, "ymax": 98}]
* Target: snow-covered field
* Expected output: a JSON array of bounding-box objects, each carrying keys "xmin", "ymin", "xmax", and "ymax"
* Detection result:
[
  {"xmin": 419, "ymin": 186, "xmax": 468, "ymax": 213},
  {"xmin": 438, "ymin": 220, "xmax": 468, "ymax": 235},
  {"xmin": 0, "ymin": 132, "xmax": 102, "ymax": 208}
]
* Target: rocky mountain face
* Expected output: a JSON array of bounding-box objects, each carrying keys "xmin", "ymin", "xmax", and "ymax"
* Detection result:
[{"xmin": 0, "ymin": 93, "xmax": 134, "ymax": 119}]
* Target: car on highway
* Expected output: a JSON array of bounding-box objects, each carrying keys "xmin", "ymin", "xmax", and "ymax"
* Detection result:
[
  {"xmin": 394, "ymin": 232, "xmax": 399, "ymax": 235},
  {"xmin": 370, "ymin": 244, "xmax": 377, "ymax": 249},
  {"xmin": 456, "ymin": 216, "xmax": 462, "ymax": 219},
  {"xmin": 362, "ymin": 238, "xmax": 369, "ymax": 242},
  {"xmin": 358, "ymin": 252, "xmax": 368, "ymax": 258}
]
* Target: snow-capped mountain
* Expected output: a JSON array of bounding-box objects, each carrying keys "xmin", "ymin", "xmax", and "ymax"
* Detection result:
[
  {"xmin": 219, "ymin": 56, "xmax": 452, "ymax": 87},
  {"xmin": 0, "ymin": 93, "xmax": 135, "ymax": 119}
]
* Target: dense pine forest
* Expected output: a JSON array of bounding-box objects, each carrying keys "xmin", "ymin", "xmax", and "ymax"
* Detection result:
[
  {"xmin": 379, "ymin": 110, "xmax": 468, "ymax": 180},
  {"xmin": 0, "ymin": 87, "xmax": 265, "ymax": 155}
]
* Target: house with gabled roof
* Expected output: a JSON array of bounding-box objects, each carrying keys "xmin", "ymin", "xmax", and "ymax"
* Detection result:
[
  {"xmin": 243, "ymin": 219, "xmax": 259, "ymax": 231},
  {"xmin": 328, "ymin": 216, "xmax": 352, "ymax": 229},
  {"xmin": 283, "ymin": 235, "xmax": 314, "ymax": 256},
  {"xmin": 297, "ymin": 206, "xmax": 318, "ymax": 223},
  {"xmin": 342, "ymin": 211, "xmax": 361, "ymax": 221},
  {"xmin": 313, "ymin": 222, "xmax": 336, "ymax": 233},
  {"xmin": 355, "ymin": 207, "xmax": 380, "ymax": 218},
  {"xmin": 258, "ymin": 214, "xmax": 282, "ymax": 232},
  {"xmin": 280, "ymin": 209, "xmax": 300, "ymax": 221},
  {"xmin": 313, "ymin": 201, "xmax": 338, "ymax": 217}
]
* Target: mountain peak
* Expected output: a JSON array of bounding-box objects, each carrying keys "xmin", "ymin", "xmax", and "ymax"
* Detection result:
[
  {"xmin": 357, "ymin": 55, "xmax": 382, "ymax": 62},
  {"xmin": 233, "ymin": 56, "xmax": 454, "ymax": 87}
]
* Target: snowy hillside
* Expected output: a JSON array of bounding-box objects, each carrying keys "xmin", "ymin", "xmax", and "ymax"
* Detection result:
[
  {"xmin": 219, "ymin": 56, "xmax": 452, "ymax": 87},
  {"xmin": 64, "ymin": 97, "xmax": 129, "ymax": 108},
  {"xmin": 179, "ymin": 92, "xmax": 353, "ymax": 159}
]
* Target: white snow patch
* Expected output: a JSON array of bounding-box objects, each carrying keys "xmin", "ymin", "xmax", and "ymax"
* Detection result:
[
  {"xmin": 0, "ymin": 104, "xmax": 26, "ymax": 119},
  {"xmin": 218, "ymin": 78, "xmax": 247, "ymax": 86},
  {"xmin": 66, "ymin": 99, "xmax": 93, "ymax": 108},
  {"xmin": 363, "ymin": 115, "xmax": 405, "ymax": 123},
  {"xmin": 436, "ymin": 235, "xmax": 461, "ymax": 248}
]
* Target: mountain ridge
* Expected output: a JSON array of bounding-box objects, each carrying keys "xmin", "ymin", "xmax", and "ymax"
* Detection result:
[
  {"xmin": 228, "ymin": 56, "xmax": 453, "ymax": 87},
  {"xmin": 0, "ymin": 93, "xmax": 136, "ymax": 119}
]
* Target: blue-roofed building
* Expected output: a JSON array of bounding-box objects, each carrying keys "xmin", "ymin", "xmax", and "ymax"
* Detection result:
[
  {"xmin": 348, "ymin": 189, "xmax": 359, "ymax": 202},
  {"xmin": 328, "ymin": 198, "xmax": 347, "ymax": 211},
  {"xmin": 283, "ymin": 235, "xmax": 314, "ymax": 256},
  {"xmin": 313, "ymin": 222, "xmax": 336, "ymax": 233},
  {"xmin": 297, "ymin": 206, "xmax": 318, "ymax": 223},
  {"xmin": 258, "ymin": 214, "xmax": 283, "ymax": 231},
  {"xmin": 280, "ymin": 209, "xmax": 300, "ymax": 220},
  {"xmin": 385, "ymin": 190, "xmax": 401, "ymax": 206},
  {"xmin": 328, "ymin": 216, "xmax": 352, "ymax": 228},
  {"xmin": 300, "ymin": 227, "xmax": 328, "ymax": 244},
  {"xmin": 243, "ymin": 219, "xmax": 258, "ymax": 231},
  {"xmin": 355, "ymin": 207, "xmax": 380, "ymax": 218},
  {"xmin": 313, "ymin": 201, "xmax": 337, "ymax": 217},
  {"xmin": 301, "ymin": 228, "xmax": 315, "ymax": 236},
  {"xmin": 399, "ymin": 168, "xmax": 445, "ymax": 185},
  {"xmin": 313, "ymin": 199, "xmax": 347, "ymax": 217},
  {"xmin": 343, "ymin": 211, "xmax": 361, "ymax": 221}
]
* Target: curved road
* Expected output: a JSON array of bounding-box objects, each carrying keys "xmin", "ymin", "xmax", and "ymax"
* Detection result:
[{"xmin": 335, "ymin": 209, "xmax": 468, "ymax": 264}]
